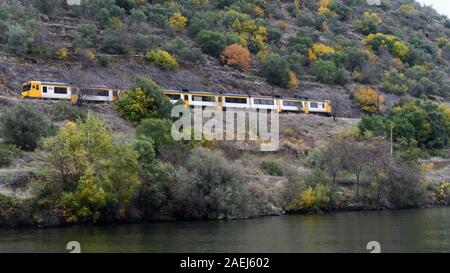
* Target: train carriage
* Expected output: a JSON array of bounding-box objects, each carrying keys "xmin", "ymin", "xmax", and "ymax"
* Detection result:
[{"xmin": 22, "ymin": 81, "xmax": 332, "ymax": 116}]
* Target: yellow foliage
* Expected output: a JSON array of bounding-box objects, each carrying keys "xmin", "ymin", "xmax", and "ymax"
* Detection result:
[
  {"xmin": 393, "ymin": 58, "xmax": 405, "ymax": 71},
  {"xmin": 253, "ymin": 6, "xmax": 265, "ymax": 17},
  {"xmin": 308, "ymin": 43, "xmax": 335, "ymax": 61},
  {"xmin": 436, "ymin": 37, "xmax": 448, "ymax": 47},
  {"xmin": 256, "ymin": 48, "xmax": 269, "ymax": 61},
  {"xmin": 420, "ymin": 162, "xmax": 435, "ymax": 171},
  {"xmin": 363, "ymin": 12, "xmax": 382, "ymax": 24},
  {"xmin": 85, "ymin": 49, "xmax": 95, "ymax": 62},
  {"xmin": 438, "ymin": 182, "xmax": 450, "ymax": 201},
  {"xmin": 287, "ymin": 71, "xmax": 298, "ymax": 89},
  {"xmin": 294, "ymin": 0, "xmax": 301, "ymax": 15},
  {"xmin": 354, "ymin": 85, "xmax": 384, "ymax": 113},
  {"xmin": 399, "ymin": 4, "xmax": 417, "ymax": 16},
  {"xmin": 169, "ymin": 12, "xmax": 188, "ymax": 31},
  {"xmin": 145, "ymin": 50, "xmax": 178, "ymax": 69},
  {"xmin": 57, "ymin": 48, "xmax": 69, "ymax": 61},
  {"xmin": 318, "ymin": 0, "xmax": 331, "ymax": 14},
  {"xmin": 109, "ymin": 17, "xmax": 123, "ymax": 29},
  {"xmin": 192, "ymin": 0, "xmax": 208, "ymax": 5}
]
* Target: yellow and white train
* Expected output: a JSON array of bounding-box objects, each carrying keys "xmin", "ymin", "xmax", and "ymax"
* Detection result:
[{"xmin": 21, "ymin": 81, "xmax": 332, "ymax": 115}]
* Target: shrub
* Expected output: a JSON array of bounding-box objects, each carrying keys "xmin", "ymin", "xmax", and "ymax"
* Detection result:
[
  {"xmin": 0, "ymin": 105, "xmax": 53, "ymax": 151},
  {"xmin": 258, "ymin": 54, "xmax": 290, "ymax": 87},
  {"xmin": 41, "ymin": 115, "xmax": 140, "ymax": 223},
  {"xmin": 136, "ymin": 119, "xmax": 174, "ymax": 150},
  {"xmin": 47, "ymin": 101, "xmax": 86, "ymax": 122},
  {"xmin": 307, "ymin": 43, "xmax": 335, "ymax": 62},
  {"xmin": 169, "ymin": 12, "xmax": 188, "ymax": 31},
  {"xmin": 169, "ymin": 148, "xmax": 248, "ymax": 219},
  {"xmin": 194, "ymin": 30, "xmax": 227, "ymax": 57},
  {"xmin": 132, "ymin": 34, "xmax": 160, "ymax": 53},
  {"xmin": 72, "ymin": 24, "xmax": 97, "ymax": 49},
  {"xmin": 312, "ymin": 60, "xmax": 347, "ymax": 85},
  {"xmin": 164, "ymin": 38, "xmax": 204, "ymax": 63},
  {"xmin": 287, "ymin": 71, "xmax": 298, "ymax": 89},
  {"xmin": 115, "ymin": 77, "xmax": 172, "ymax": 124},
  {"xmin": 6, "ymin": 24, "xmax": 33, "ymax": 55},
  {"xmin": 354, "ymin": 85, "xmax": 384, "ymax": 113},
  {"xmin": 220, "ymin": 44, "xmax": 251, "ymax": 70},
  {"xmin": 286, "ymin": 183, "xmax": 331, "ymax": 212},
  {"xmin": 261, "ymin": 161, "xmax": 283, "ymax": 176},
  {"xmin": 56, "ymin": 48, "xmax": 69, "ymax": 61},
  {"xmin": 145, "ymin": 49, "xmax": 178, "ymax": 69},
  {"xmin": 100, "ymin": 27, "xmax": 125, "ymax": 54},
  {"xmin": 96, "ymin": 54, "xmax": 110, "ymax": 67},
  {"xmin": 32, "ymin": 0, "xmax": 63, "ymax": 15},
  {"xmin": 382, "ymin": 69, "xmax": 408, "ymax": 95},
  {"xmin": 0, "ymin": 144, "xmax": 21, "ymax": 167},
  {"xmin": 365, "ymin": 33, "xmax": 409, "ymax": 61}
]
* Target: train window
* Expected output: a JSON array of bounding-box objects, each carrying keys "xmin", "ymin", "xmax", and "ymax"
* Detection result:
[
  {"xmin": 42, "ymin": 86, "xmax": 47, "ymax": 93},
  {"xmin": 192, "ymin": 95, "xmax": 214, "ymax": 102},
  {"xmin": 225, "ymin": 97, "xmax": 247, "ymax": 104},
  {"xmin": 283, "ymin": 101, "xmax": 302, "ymax": 107},
  {"xmin": 254, "ymin": 99, "xmax": 274, "ymax": 105},
  {"xmin": 54, "ymin": 87, "xmax": 68, "ymax": 94},
  {"xmin": 322, "ymin": 103, "xmax": 325, "ymax": 108},
  {"xmin": 309, "ymin": 102, "xmax": 319, "ymax": 108},
  {"xmin": 23, "ymin": 84, "xmax": 31, "ymax": 92},
  {"xmin": 167, "ymin": 94, "xmax": 181, "ymax": 100},
  {"xmin": 82, "ymin": 89, "xmax": 109, "ymax": 96}
]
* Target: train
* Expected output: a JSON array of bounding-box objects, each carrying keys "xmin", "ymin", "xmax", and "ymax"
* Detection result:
[{"xmin": 21, "ymin": 80, "xmax": 332, "ymax": 115}]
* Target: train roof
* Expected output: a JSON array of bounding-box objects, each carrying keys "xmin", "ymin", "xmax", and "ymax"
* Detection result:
[{"xmin": 40, "ymin": 81, "xmax": 69, "ymax": 86}]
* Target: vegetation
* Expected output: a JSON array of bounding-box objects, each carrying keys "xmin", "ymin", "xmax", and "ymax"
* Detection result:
[
  {"xmin": 115, "ymin": 77, "xmax": 172, "ymax": 124},
  {"xmin": 145, "ymin": 50, "xmax": 179, "ymax": 69},
  {"xmin": 0, "ymin": 105, "xmax": 53, "ymax": 151}
]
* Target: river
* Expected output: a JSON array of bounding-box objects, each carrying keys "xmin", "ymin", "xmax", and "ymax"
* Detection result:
[{"xmin": 1, "ymin": 207, "xmax": 450, "ymax": 253}]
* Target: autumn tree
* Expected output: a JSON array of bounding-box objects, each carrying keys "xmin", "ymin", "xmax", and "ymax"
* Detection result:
[
  {"xmin": 40, "ymin": 115, "xmax": 140, "ymax": 223},
  {"xmin": 169, "ymin": 12, "xmax": 188, "ymax": 31},
  {"xmin": 220, "ymin": 43, "xmax": 251, "ymax": 70},
  {"xmin": 354, "ymin": 85, "xmax": 384, "ymax": 113}
]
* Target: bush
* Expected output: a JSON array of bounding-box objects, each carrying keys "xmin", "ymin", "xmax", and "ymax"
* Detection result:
[
  {"xmin": 286, "ymin": 183, "xmax": 331, "ymax": 212},
  {"xmin": 0, "ymin": 144, "xmax": 21, "ymax": 167},
  {"xmin": 169, "ymin": 148, "xmax": 248, "ymax": 219},
  {"xmin": 258, "ymin": 54, "xmax": 290, "ymax": 87},
  {"xmin": 136, "ymin": 119, "xmax": 174, "ymax": 150},
  {"xmin": 194, "ymin": 30, "xmax": 227, "ymax": 57},
  {"xmin": 132, "ymin": 34, "xmax": 160, "ymax": 53},
  {"xmin": 164, "ymin": 38, "xmax": 204, "ymax": 63},
  {"xmin": 169, "ymin": 12, "xmax": 188, "ymax": 31},
  {"xmin": 41, "ymin": 115, "xmax": 140, "ymax": 223},
  {"xmin": 32, "ymin": 0, "xmax": 63, "ymax": 15},
  {"xmin": 72, "ymin": 24, "xmax": 97, "ymax": 49},
  {"xmin": 47, "ymin": 101, "xmax": 86, "ymax": 121},
  {"xmin": 382, "ymin": 69, "xmax": 408, "ymax": 95},
  {"xmin": 6, "ymin": 24, "xmax": 33, "ymax": 55},
  {"xmin": 0, "ymin": 105, "xmax": 53, "ymax": 151},
  {"xmin": 354, "ymin": 85, "xmax": 384, "ymax": 113},
  {"xmin": 312, "ymin": 60, "xmax": 347, "ymax": 85},
  {"xmin": 261, "ymin": 161, "xmax": 283, "ymax": 176},
  {"xmin": 115, "ymin": 77, "xmax": 172, "ymax": 124},
  {"xmin": 145, "ymin": 49, "xmax": 178, "ymax": 69},
  {"xmin": 220, "ymin": 44, "xmax": 251, "ymax": 70}
]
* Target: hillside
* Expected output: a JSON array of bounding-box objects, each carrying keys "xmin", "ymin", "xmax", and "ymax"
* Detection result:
[
  {"xmin": 0, "ymin": 0, "xmax": 449, "ymax": 117},
  {"xmin": 0, "ymin": 0, "xmax": 450, "ymax": 228}
]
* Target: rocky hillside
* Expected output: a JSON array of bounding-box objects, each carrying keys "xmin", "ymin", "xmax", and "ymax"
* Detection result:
[{"xmin": 0, "ymin": 0, "xmax": 449, "ymax": 117}]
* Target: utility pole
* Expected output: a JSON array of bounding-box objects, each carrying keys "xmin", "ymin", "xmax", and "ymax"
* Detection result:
[{"xmin": 390, "ymin": 122, "xmax": 395, "ymax": 157}]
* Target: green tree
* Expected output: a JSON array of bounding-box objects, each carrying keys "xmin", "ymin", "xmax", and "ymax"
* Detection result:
[
  {"xmin": 136, "ymin": 119, "xmax": 174, "ymax": 150},
  {"xmin": 0, "ymin": 105, "xmax": 53, "ymax": 151},
  {"xmin": 258, "ymin": 54, "xmax": 290, "ymax": 87},
  {"xmin": 115, "ymin": 77, "xmax": 172, "ymax": 124}
]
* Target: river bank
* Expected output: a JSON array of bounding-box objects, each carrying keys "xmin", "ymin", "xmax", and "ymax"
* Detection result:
[{"xmin": 2, "ymin": 207, "xmax": 450, "ymax": 253}]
